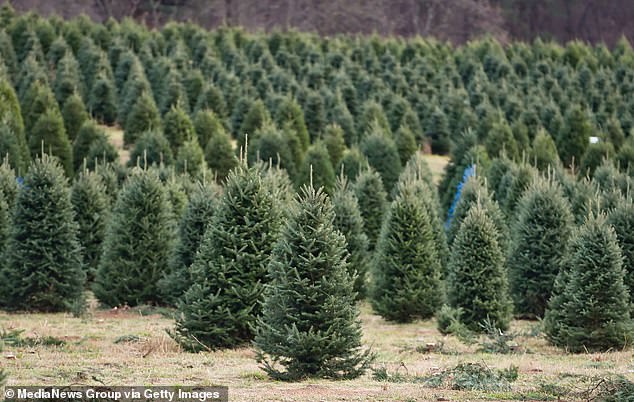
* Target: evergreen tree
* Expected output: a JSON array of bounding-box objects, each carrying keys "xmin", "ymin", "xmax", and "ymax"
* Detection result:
[
  {"xmin": 394, "ymin": 125, "xmax": 417, "ymax": 167},
  {"xmin": 557, "ymin": 105, "xmax": 592, "ymax": 168},
  {"xmin": 170, "ymin": 163, "xmax": 281, "ymax": 351},
  {"xmin": 427, "ymin": 107, "xmax": 451, "ymax": 155},
  {"xmin": 175, "ymin": 138, "xmax": 206, "ymax": 178},
  {"xmin": 607, "ymin": 197, "xmax": 634, "ymax": 297},
  {"xmin": 124, "ymin": 91, "xmax": 161, "ymax": 146},
  {"xmin": 71, "ymin": 170, "xmax": 109, "ymax": 282},
  {"xmin": 507, "ymin": 176, "xmax": 574, "ymax": 318},
  {"xmin": 332, "ymin": 175, "xmax": 369, "ymax": 298},
  {"xmin": 254, "ymin": 185, "xmax": 372, "ymax": 380},
  {"xmin": 61, "ymin": 92, "xmax": 88, "ymax": 142},
  {"xmin": 360, "ymin": 123, "xmax": 402, "ymax": 192},
  {"xmin": 354, "ymin": 167, "xmax": 387, "ymax": 250},
  {"xmin": 303, "ymin": 90, "xmax": 326, "ymax": 141},
  {"xmin": 29, "ymin": 109, "xmax": 73, "ymax": 176},
  {"xmin": 194, "ymin": 83, "xmax": 227, "ymax": 118},
  {"xmin": 0, "ymin": 155, "xmax": 85, "ymax": 312},
  {"xmin": 580, "ymin": 141, "xmax": 615, "ymax": 177},
  {"xmin": 338, "ymin": 147, "xmax": 369, "ymax": 182},
  {"xmin": 530, "ymin": 128, "xmax": 560, "ymax": 171},
  {"xmin": 93, "ymin": 168, "xmax": 175, "ymax": 306},
  {"xmin": 298, "ymin": 142, "xmax": 336, "ymax": 194},
  {"xmin": 87, "ymin": 73, "xmax": 117, "ymax": 125},
  {"xmin": 0, "ymin": 159, "xmax": 18, "ymax": 208},
  {"xmin": 0, "ymin": 189, "xmax": 8, "ymax": 258},
  {"xmin": 0, "ymin": 79, "xmax": 28, "ymax": 170},
  {"xmin": 322, "ymin": 124, "xmax": 346, "ymax": 168},
  {"xmin": 485, "ymin": 119, "xmax": 519, "ymax": 160},
  {"xmin": 163, "ymin": 103, "xmax": 195, "ymax": 155},
  {"xmin": 73, "ymin": 120, "xmax": 107, "ymax": 171},
  {"xmin": 128, "ymin": 130, "xmax": 173, "ymax": 168},
  {"xmin": 275, "ymin": 96, "xmax": 309, "ymax": 152},
  {"xmin": 205, "ymin": 129, "xmax": 237, "ymax": 184},
  {"xmin": 0, "ymin": 123, "xmax": 24, "ymax": 173},
  {"xmin": 193, "ymin": 109, "xmax": 224, "ymax": 149},
  {"xmin": 239, "ymin": 99, "xmax": 270, "ymax": 147},
  {"xmin": 85, "ymin": 134, "xmax": 119, "ymax": 171},
  {"xmin": 544, "ymin": 214, "xmax": 632, "ymax": 352},
  {"xmin": 159, "ymin": 181, "xmax": 218, "ymax": 305},
  {"xmin": 370, "ymin": 180, "xmax": 444, "ymax": 322},
  {"xmin": 448, "ymin": 205, "xmax": 512, "ymax": 331}
]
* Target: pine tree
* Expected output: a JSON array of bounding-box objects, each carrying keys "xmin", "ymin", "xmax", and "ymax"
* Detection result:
[
  {"xmin": 275, "ymin": 96, "xmax": 309, "ymax": 152},
  {"xmin": 360, "ymin": 123, "xmax": 402, "ymax": 193},
  {"xmin": 323, "ymin": 124, "xmax": 346, "ymax": 168},
  {"xmin": 0, "ymin": 188, "xmax": 8, "ymax": 258},
  {"xmin": 394, "ymin": 125, "xmax": 417, "ymax": 167},
  {"xmin": 73, "ymin": 120, "xmax": 107, "ymax": 171},
  {"xmin": 0, "ymin": 155, "xmax": 85, "ymax": 312},
  {"xmin": 370, "ymin": 180, "xmax": 444, "ymax": 322},
  {"xmin": 354, "ymin": 167, "xmax": 387, "ymax": 250},
  {"xmin": 239, "ymin": 99, "xmax": 270, "ymax": 147},
  {"xmin": 85, "ymin": 135, "xmax": 119, "ymax": 170},
  {"xmin": 193, "ymin": 109, "xmax": 224, "ymax": 149},
  {"xmin": 485, "ymin": 119, "xmax": 519, "ymax": 160},
  {"xmin": 298, "ymin": 142, "xmax": 336, "ymax": 194},
  {"xmin": 0, "ymin": 79, "xmax": 28, "ymax": 169},
  {"xmin": 93, "ymin": 167, "xmax": 175, "ymax": 307},
  {"xmin": 332, "ymin": 175, "xmax": 369, "ymax": 298},
  {"xmin": 607, "ymin": 197, "xmax": 634, "ymax": 297},
  {"xmin": 544, "ymin": 214, "xmax": 632, "ymax": 352},
  {"xmin": 170, "ymin": 163, "xmax": 281, "ymax": 351},
  {"xmin": 194, "ymin": 83, "xmax": 227, "ymax": 118},
  {"xmin": 303, "ymin": 90, "xmax": 326, "ymax": 141},
  {"xmin": 427, "ymin": 107, "xmax": 451, "ymax": 155},
  {"xmin": 507, "ymin": 176, "xmax": 574, "ymax": 318},
  {"xmin": 254, "ymin": 185, "xmax": 372, "ymax": 380},
  {"xmin": 163, "ymin": 103, "xmax": 195, "ymax": 155},
  {"xmin": 448, "ymin": 205, "xmax": 512, "ymax": 331},
  {"xmin": 71, "ymin": 170, "xmax": 109, "ymax": 282},
  {"xmin": 61, "ymin": 92, "xmax": 88, "ymax": 142},
  {"xmin": 128, "ymin": 130, "xmax": 173, "ymax": 168},
  {"xmin": 29, "ymin": 108, "xmax": 73, "ymax": 176},
  {"xmin": 124, "ymin": 91, "xmax": 161, "ymax": 146},
  {"xmin": 580, "ymin": 141, "xmax": 615, "ymax": 177},
  {"xmin": 0, "ymin": 159, "xmax": 18, "ymax": 208},
  {"xmin": 248, "ymin": 123, "xmax": 297, "ymax": 180},
  {"xmin": 159, "ymin": 181, "xmax": 218, "ymax": 306}
]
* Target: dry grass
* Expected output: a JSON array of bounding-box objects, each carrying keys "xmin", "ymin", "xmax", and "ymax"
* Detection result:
[
  {"xmin": 100, "ymin": 124, "xmax": 129, "ymax": 166},
  {"xmin": 1, "ymin": 302, "xmax": 633, "ymax": 401},
  {"xmin": 421, "ymin": 153, "xmax": 450, "ymax": 184}
]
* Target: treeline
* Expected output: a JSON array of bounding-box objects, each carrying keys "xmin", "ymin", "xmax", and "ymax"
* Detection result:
[
  {"xmin": 7, "ymin": 0, "xmax": 634, "ymax": 45},
  {"xmin": 0, "ymin": 5, "xmax": 632, "ymax": 380}
]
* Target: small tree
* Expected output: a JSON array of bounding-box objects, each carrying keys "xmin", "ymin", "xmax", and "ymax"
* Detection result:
[
  {"xmin": 544, "ymin": 214, "xmax": 632, "ymax": 352},
  {"xmin": 254, "ymin": 185, "xmax": 372, "ymax": 380},
  {"xmin": 298, "ymin": 142, "xmax": 336, "ymax": 194},
  {"xmin": 607, "ymin": 197, "xmax": 634, "ymax": 299},
  {"xmin": 159, "ymin": 181, "xmax": 218, "ymax": 305},
  {"xmin": 323, "ymin": 124, "xmax": 346, "ymax": 168},
  {"xmin": 163, "ymin": 103, "xmax": 195, "ymax": 155},
  {"xmin": 88, "ymin": 73, "xmax": 117, "ymax": 125},
  {"xmin": 0, "ymin": 123, "xmax": 24, "ymax": 173},
  {"xmin": 205, "ymin": 126, "xmax": 237, "ymax": 183},
  {"xmin": 175, "ymin": 138, "xmax": 206, "ymax": 178},
  {"xmin": 508, "ymin": 176, "xmax": 574, "ymax": 318},
  {"xmin": 354, "ymin": 167, "xmax": 387, "ymax": 250},
  {"xmin": 338, "ymin": 147, "xmax": 369, "ymax": 182},
  {"xmin": 93, "ymin": 168, "xmax": 175, "ymax": 307},
  {"xmin": 394, "ymin": 125, "xmax": 417, "ymax": 167},
  {"xmin": 170, "ymin": 163, "xmax": 281, "ymax": 351},
  {"xmin": 29, "ymin": 108, "xmax": 73, "ymax": 176},
  {"xmin": 71, "ymin": 170, "xmax": 109, "ymax": 282},
  {"xmin": 360, "ymin": 123, "xmax": 402, "ymax": 192},
  {"xmin": 332, "ymin": 175, "xmax": 369, "ymax": 298},
  {"xmin": 557, "ymin": 105, "xmax": 592, "ymax": 168},
  {"xmin": 530, "ymin": 128, "xmax": 560, "ymax": 171},
  {"xmin": 447, "ymin": 205, "xmax": 512, "ymax": 331},
  {"xmin": 124, "ymin": 91, "xmax": 161, "ymax": 146},
  {"xmin": 61, "ymin": 92, "xmax": 88, "ymax": 142},
  {"xmin": 128, "ymin": 130, "xmax": 173, "ymax": 168},
  {"xmin": 0, "ymin": 155, "xmax": 85, "ymax": 312},
  {"xmin": 193, "ymin": 109, "xmax": 224, "ymax": 149},
  {"xmin": 370, "ymin": 180, "xmax": 444, "ymax": 322}
]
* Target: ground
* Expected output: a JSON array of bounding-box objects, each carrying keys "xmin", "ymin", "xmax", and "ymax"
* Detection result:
[{"xmin": 1, "ymin": 301, "xmax": 633, "ymax": 401}]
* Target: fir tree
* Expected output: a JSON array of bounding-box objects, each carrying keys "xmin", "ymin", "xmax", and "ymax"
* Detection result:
[
  {"xmin": 254, "ymin": 185, "xmax": 372, "ymax": 380},
  {"xmin": 0, "ymin": 79, "xmax": 28, "ymax": 170},
  {"xmin": 338, "ymin": 147, "xmax": 369, "ymax": 182},
  {"xmin": 557, "ymin": 105, "xmax": 592, "ymax": 168},
  {"xmin": 394, "ymin": 125, "xmax": 417, "ymax": 167},
  {"xmin": 544, "ymin": 214, "xmax": 632, "ymax": 352},
  {"xmin": 170, "ymin": 163, "xmax": 281, "ymax": 351},
  {"xmin": 360, "ymin": 123, "xmax": 402, "ymax": 192},
  {"xmin": 73, "ymin": 120, "xmax": 107, "ymax": 171},
  {"xmin": 93, "ymin": 168, "xmax": 175, "ymax": 307},
  {"xmin": 303, "ymin": 90, "xmax": 326, "ymax": 141},
  {"xmin": 159, "ymin": 181, "xmax": 218, "ymax": 305},
  {"xmin": 508, "ymin": 176, "xmax": 574, "ymax": 318},
  {"xmin": 124, "ymin": 91, "xmax": 161, "ymax": 146},
  {"xmin": 61, "ymin": 92, "xmax": 88, "ymax": 142},
  {"xmin": 128, "ymin": 130, "xmax": 173, "ymax": 168},
  {"xmin": 530, "ymin": 128, "xmax": 560, "ymax": 171},
  {"xmin": 163, "ymin": 103, "xmax": 195, "ymax": 155},
  {"xmin": 0, "ymin": 159, "xmax": 18, "ymax": 208},
  {"xmin": 87, "ymin": 73, "xmax": 117, "ymax": 125},
  {"xmin": 248, "ymin": 123, "xmax": 297, "ymax": 180},
  {"xmin": 205, "ymin": 127, "xmax": 237, "ymax": 183},
  {"xmin": 332, "ymin": 175, "xmax": 369, "ymax": 298},
  {"xmin": 71, "ymin": 170, "xmax": 109, "ymax": 282},
  {"xmin": 485, "ymin": 119, "xmax": 519, "ymax": 160},
  {"xmin": 29, "ymin": 109, "xmax": 73, "ymax": 176},
  {"xmin": 447, "ymin": 205, "xmax": 512, "ymax": 331},
  {"xmin": 427, "ymin": 107, "xmax": 451, "ymax": 155},
  {"xmin": 85, "ymin": 135, "xmax": 119, "ymax": 170},
  {"xmin": 0, "ymin": 123, "xmax": 24, "ymax": 173},
  {"xmin": 0, "ymin": 155, "xmax": 85, "ymax": 312},
  {"xmin": 323, "ymin": 124, "xmax": 346, "ymax": 168},
  {"xmin": 239, "ymin": 99, "xmax": 270, "ymax": 148},
  {"xmin": 193, "ymin": 109, "xmax": 224, "ymax": 149},
  {"xmin": 607, "ymin": 197, "xmax": 634, "ymax": 298},
  {"xmin": 176, "ymin": 138, "xmax": 206, "ymax": 178},
  {"xmin": 298, "ymin": 142, "xmax": 336, "ymax": 194},
  {"xmin": 580, "ymin": 141, "xmax": 615, "ymax": 177},
  {"xmin": 354, "ymin": 167, "xmax": 387, "ymax": 250},
  {"xmin": 275, "ymin": 96, "xmax": 309, "ymax": 152},
  {"xmin": 370, "ymin": 180, "xmax": 444, "ymax": 322}
]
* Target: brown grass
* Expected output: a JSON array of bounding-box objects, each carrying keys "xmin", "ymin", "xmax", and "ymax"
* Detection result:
[
  {"xmin": 421, "ymin": 153, "xmax": 450, "ymax": 185},
  {"xmin": 1, "ymin": 301, "xmax": 633, "ymax": 401}
]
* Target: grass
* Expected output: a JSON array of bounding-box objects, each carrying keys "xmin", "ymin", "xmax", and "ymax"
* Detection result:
[
  {"xmin": 1, "ymin": 302, "xmax": 633, "ymax": 401},
  {"xmin": 421, "ymin": 153, "xmax": 449, "ymax": 184}
]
